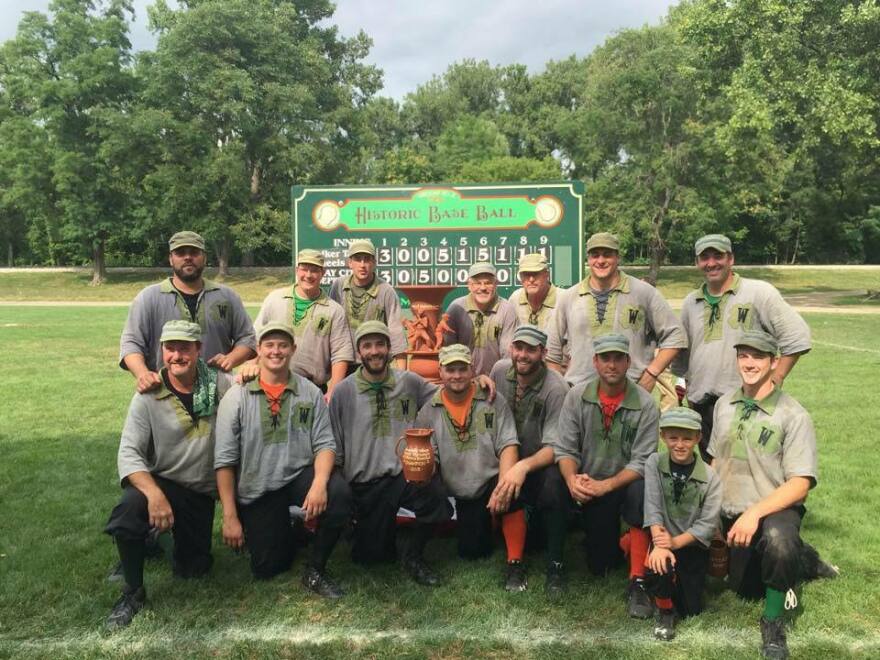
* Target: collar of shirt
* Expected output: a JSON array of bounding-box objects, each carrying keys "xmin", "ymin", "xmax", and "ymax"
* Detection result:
[
  {"xmin": 343, "ymin": 274, "xmax": 380, "ymax": 297},
  {"xmin": 517, "ymin": 285, "xmax": 557, "ymax": 310},
  {"xmin": 354, "ymin": 366, "xmax": 397, "ymax": 393},
  {"xmin": 505, "ymin": 364, "xmax": 547, "ymax": 397},
  {"xmin": 284, "ymin": 287, "xmax": 330, "ymax": 306},
  {"xmin": 694, "ymin": 273, "xmax": 742, "ymax": 301},
  {"xmin": 730, "ymin": 385, "xmax": 781, "ymax": 415},
  {"xmin": 247, "ymin": 371, "xmax": 298, "ymax": 396},
  {"xmin": 429, "ymin": 382, "xmax": 489, "ymax": 407},
  {"xmin": 159, "ymin": 278, "xmax": 220, "ymax": 295},
  {"xmin": 577, "ymin": 271, "xmax": 631, "ymax": 296},
  {"xmin": 658, "ymin": 451, "xmax": 709, "ymax": 484},
  {"xmin": 465, "ymin": 294, "xmax": 500, "ymax": 314},
  {"xmin": 581, "ymin": 378, "xmax": 643, "ymax": 411}
]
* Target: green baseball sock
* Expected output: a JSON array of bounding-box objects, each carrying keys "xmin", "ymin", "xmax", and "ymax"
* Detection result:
[{"xmin": 763, "ymin": 587, "xmax": 785, "ymax": 621}]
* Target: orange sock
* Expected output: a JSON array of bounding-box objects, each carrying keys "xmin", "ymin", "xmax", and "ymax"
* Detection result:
[
  {"xmin": 501, "ymin": 509, "xmax": 527, "ymax": 562},
  {"xmin": 629, "ymin": 528, "xmax": 650, "ymax": 579},
  {"xmin": 656, "ymin": 597, "xmax": 674, "ymax": 610}
]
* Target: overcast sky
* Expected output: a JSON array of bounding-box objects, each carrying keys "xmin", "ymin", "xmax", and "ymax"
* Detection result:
[{"xmin": 1, "ymin": 0, "xmax": 678, "ymax": 99}]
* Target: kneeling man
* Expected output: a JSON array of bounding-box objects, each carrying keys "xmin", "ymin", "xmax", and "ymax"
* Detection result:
[
  {"xmin": 215, "ymin": 322, "xmax": 351, "ymax": 597},
  {"xmin": 104, "ymin": 320, "xmax": 233, "ymax": 629}
]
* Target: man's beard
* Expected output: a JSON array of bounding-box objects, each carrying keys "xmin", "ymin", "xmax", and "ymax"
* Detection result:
[
  {"xmin": 361, "ymin": 354, "xmax": 389, "ymax": 376},
  {"xmin": 174, "ymin": 263, "xmax": 204, "ymax": 283}
]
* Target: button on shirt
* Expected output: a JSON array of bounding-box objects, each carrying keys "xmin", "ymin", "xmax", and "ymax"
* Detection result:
[{"xmin": 708, "ymin": 387, "xmax": 818, "ymax": 518}]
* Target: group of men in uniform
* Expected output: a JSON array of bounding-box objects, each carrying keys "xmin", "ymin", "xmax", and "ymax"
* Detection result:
[{"xmin": 105, "ymin": 228, "xmax": 832, "ymax": 659}]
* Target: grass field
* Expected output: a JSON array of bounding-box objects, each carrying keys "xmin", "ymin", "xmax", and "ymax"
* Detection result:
[
  {"xmin": 1, "ymin": 305, "xmax": 879, "ymax": 658},
  {"xmin": 1, "ymin": 265, "xmax": 878, "ymax": 304}
]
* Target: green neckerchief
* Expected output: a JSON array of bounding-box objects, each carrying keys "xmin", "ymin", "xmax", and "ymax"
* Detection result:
[
  {"xmin": 702, "ymin": 284, "xmax": 723, "ymax": 328},
  {"xmin": 192, "ymin": 359, "xmax": 219, "ymax": 418},
  {"xmin": 293, "ymin": 292, "xmax": 317, "ymax": 324},
  {"xmin": 739, "ymin": 395, "xmax": 760, "ymax": 420},
  {"xmin": 345, "ymin": 275, "xmax": 378, "ymax": 329}
]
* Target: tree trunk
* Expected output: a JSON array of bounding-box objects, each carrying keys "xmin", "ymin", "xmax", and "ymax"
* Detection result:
[
  {"xmin": 645, "ymin": 186, "xmax": 674, "ymax": 286},
  {"xmin": 241, "ymin": 249, "xmax": 255, "ymax": 267},
  {"xmin": 6, "ymin": 242, "xmax": 12, "ymax": 267},
  {"xmin": 646, "ymin": 242, "xmax": 666, "ymax": 287},
  {"xmin": 216, "ymin": 236, "xmax": 230, "ymax": 280},
  {"xmin": 240, "ymin": 162, "xmax": 261, "ymax": 268},
  {"xmin": 90, "ymin": 239, "xmax": 107, "ymax": 286},
  {"xmin": 790, "ymin": 223, "xmax": 801, "ymax": 264}
]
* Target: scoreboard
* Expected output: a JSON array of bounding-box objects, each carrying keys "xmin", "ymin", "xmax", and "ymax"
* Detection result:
[{"xmin": 292, "ymin": 182, "xmax": 585, "ymax": 300}]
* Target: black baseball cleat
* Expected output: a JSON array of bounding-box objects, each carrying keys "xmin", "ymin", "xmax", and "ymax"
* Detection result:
[
  {"xmin": 760, "ymin": 616, "xmax": 790, "ymax": 660},
  {"xmin": 402, "ymin": 556, "xmax": 441, "ymax": 587},
  {"xmin": 627, "ymin": 578, "xmax": 654, "ymax": 619},
  {"xmin": 105, "ymin": 585, "xmax": 146, "ymax": 631},
  {"xmin": 301, "ymin": 567, "xmax": 344, "ymax": 599},
  {"xmin": 654, "ymin": 609, "xmax": 677, "ymax": 641},
  {"xmin": 504, "ymin": 560, "xmax": 527, "ymax": 592},
  {"xmin": 544, "ymin": 561, "xmax": 566, "ymax": 598}
]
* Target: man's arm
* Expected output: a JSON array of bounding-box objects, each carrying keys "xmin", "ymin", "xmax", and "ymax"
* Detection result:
[
  {"xmin": 127, "ymin": 471, "xmax": 174, "ymax": 531},
  {"xmin": 772, "ymin": 354, "xmax": 801, "ymax": 387},
  {"xmin": 492, "ymin": 446, "xmax": 554, "ymax": 502},
  {"xmin": 558, "ymin": 456, "xmax": 592, "ymax": 503},
  {"xmin": 727, "ymin": 477, "xmax": 812, "ymax": 547},
  {"xmin": 216, "ymin": 467, "xmax": 243, "ymax": 549},
  {"xmin": 582, "ymin": 467, "xmax": 641, "ymax": 498},
  {"xmin": 302, "ymin": 449, "xmax": 335, "ymax": 521},
  {"xmin": 123, "ymin": 353, "xmax": 162, "ymax": 393},
  {"xmin": 207, "ymin": 344, "xmax": 257, "ymax": 372},
  {"xmin": 326, "ymin": 361, "xmax": 349, "ymax": 401},
  {"xmin": 637, "ymin": 347, "xmax": 680, "ymax": 392}
]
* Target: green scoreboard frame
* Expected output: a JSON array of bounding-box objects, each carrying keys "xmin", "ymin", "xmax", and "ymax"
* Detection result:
[{"xmin": 292, "ymin": 181, "xmax": 585, "ymax": 300}]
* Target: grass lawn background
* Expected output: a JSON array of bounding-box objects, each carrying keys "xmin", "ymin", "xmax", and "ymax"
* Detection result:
[{"xmin": 1, "ymin": 305, "xmax": 878, "ymax": 658}]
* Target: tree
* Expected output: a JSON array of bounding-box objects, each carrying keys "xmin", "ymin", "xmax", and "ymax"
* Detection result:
[
  {"xmin": 0, "ymin": 0, "xmax": 137, "ymax": 283},
  {"xmin": 138, "ymin": 0, "xmax": 381, "ymax": 275}
]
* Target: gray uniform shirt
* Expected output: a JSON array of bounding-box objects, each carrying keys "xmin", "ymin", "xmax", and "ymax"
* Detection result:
[
  {"xmin": 509, "ymin": 285, "xmax": 559, "ymax": 330},
  {"xmin": 552, "ymin": 378, "xmax": 659, "ymax": 479},
  {"xmin": 673, "ymin": 275, "xmax": 812, "ymax": 403},
  {"xmin": 643, "ymin": 452, "xmax": 722, "ymax": 548},
  {"xmin": 489, "ymin": 359, "xmax": 570, "ymax": 457},
  {"xmin": 329, "ymin": 367, "xmax": 437, "ymax": 484},
  {"xmin": 119, "ymin": 278, "xmax": 256, "ymax": 372},
  {"xmin": 708, "ymin": 387, "xmax": 818, "ymax": 518},
  {"xmin": 117, "ymin": 370, "xmax": 234, "ymax": 496},
  {"xmin": 329, "ymin": 275, "xmax": 407, "ymax": 358},
  {"xmin": 415, "ymin": 387, "xmax": 519, "ymax": 499},
  {"xmin": 546, "ymin": 272, "xmax": 686, "ymax": 386},
  {"xmin": 254, "ymin": 287, "xmax": 353, "ymax": 386},
  {"xmin": 214, "ymin": 373, "xmax": 335, "ymax": 504},
  {"xmin": 443, "ymin": 294, "xmax": 519, "ymax": 377}
]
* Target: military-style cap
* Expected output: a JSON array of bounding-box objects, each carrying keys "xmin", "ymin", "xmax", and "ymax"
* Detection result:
[
  {"xmin": 160, "ymin": 320, "xmax": 202, "ymax": 343},
  {"xmin": 347, "ymin": 239, "xmax": 376, "ymax": 257},
  {"xmin": 734, "ymin": 329, "xmax": 778, "ymax": 356},
  {"xmin": 297, "ymin": 249, "xmax": 325, "ymax": 268},
  {"xmin": 586, "ymin": 232, "xmax": 620, "ymax": 252},
  {"xmin": 439, "ymin": 343, "xmax": 472, "ymax": 366},
  {"xmin": 355, "ymin": 319, "xmax": 391, "ymax": 345},
  {"xmin": 660, "ymin": 407, "xmax": 703, "ymax": 431},
  {"xmin": 512, "ymin": 324, "xmax": 547, "ymax": 347},
  {"xmin": 518, "ymin": 252, "xmax": 549, "ymax": 274},
  {"xmin": 468, "ymin": 262, "xmax": 496, "ymax": 278},
  {"xmin": 695, "ymin": 234, "xmax": 733, "ymax": 256},
  {"xmin": 257, "ymin": 321, "xmax": 296, "ymax": 344},
  {"xmin": 593, "ymin": 333, "xmax": 630, "ymax": 355},
  {"xmin": 168, "ymin": 231, "xmax": 206, "ymax": 252}
]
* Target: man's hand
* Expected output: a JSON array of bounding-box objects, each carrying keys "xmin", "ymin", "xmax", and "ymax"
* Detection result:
[
  {"xmin": 492, "ymin": 461, "xmax": 528, "ymax": 504},
  {"xmin": 581, "ymin": 475, "xmax": 612, "ymax": 499},
  {"xmin": 235, "ymin": 360, "xmax": 260, "ymax": 385},
  {"xmin": 651, "ymin": 526, "xmax": 672, "ymax": 549},
  {"xmin": 475, "ymin": 374, "xmax": 496, "ymax": 402},
  {"xmin": 222, "ymin": 515, "xmax": 244, "ymax": 549},
  {"xmin": 147, "ymin": 491, "xmax": 174, "ymax": 531},
  {"xmin": 135, "ymin": 371, "xmax": 162, "ymax": 393},
  {"xmin": 637, "ymin": 370, "xmax": 657, "ymax": 393},
  {"xmin": 647, "ymin": 546, "xmax": 676, "ymax": 575},
  {"xmin": 727, "ymin": 509, "xmax": 761, "ymax": 547},
  {"xmin": 302, "ymin": 481, "xmax": 328, "ymax": 521},
  {"xmin": 487, "ymin": 489, "xmax": 511, "ymax": 515},
  {"xmin": 566, "ymin": 473, "xmax": 593, "ymax": 504},
  {"xmin": 207, "ymin": 353, "xmax": 236, "ymax": 372}
]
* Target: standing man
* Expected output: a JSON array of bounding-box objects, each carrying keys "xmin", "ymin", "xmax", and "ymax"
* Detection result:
[
  {"xmin": 489, "ymin": 324, "xmax": 570, "ymax": 591},
  {"xmin": 508, "ymin": 253, "xmax": 559, "ymax": 330},
  {"xmin": 708, "ymin": 330, "xmax": 819, "ymax": 660},
  {"xmin": 544, "ymin": 334, "xmax": 659, "ymax": 616},
  {"xmin": 104, "ymin": 321, "xmax": 233, "ymax": 629},
  {"xmin": 416, "ymin": 344, "xmax": 526, "ymax": 591},
  {"xmin": 674, "ymin": 234, "xmax": 811, "ymax": 453},
  {"xmin": 214, "ymin": 322, "xmax": 352, "ymax": 597},
  {"xmin": 120, "ymin": 231, "xmax": 256, "ymax": 393},
  {"xmin": 254, "ymin": 249, "xmax": 352, "ymax": 399},
  {"xmin": 329, "ymin": 321, "xmax": 452, "ymax": 586},
  {"xmin": 443, "ymin": 262, "xmax": 519, "ymax": 377},
  {"xmin": 546, "ymin": 232, "xmax": 685, "ymax": 389},
  {"xmin": 329, "ymin": 239, "xmax": 407, "ymax": 366}
]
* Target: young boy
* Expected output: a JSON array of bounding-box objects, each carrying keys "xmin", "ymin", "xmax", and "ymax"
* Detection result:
[{"xmin": 643, "ymin": 407, "xmax": 722, "ymax": 641}]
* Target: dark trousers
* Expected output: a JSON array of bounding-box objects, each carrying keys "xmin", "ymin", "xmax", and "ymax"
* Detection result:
[
  {"xmin": 688, "ymin": 395, "xmax": 718, "ymax": 462},
  {"xmin": 454, "ymin": 477, "xmax": 524, "ymax": 560},
  {"xmin": 349, "ymin": 473, "xmax": 452, "ymax": 564},
  {"xmin": 105, "ymin": 475, "xmax": 215, "ymax": 585},
  {"xmin": 541, "ymin": 467, "xmax": 644, "ymax": 576},
  {"xmin": 644, "ymin": 545, "xmax": 709, "ymax": 617},
  {"xmin": 723, "ymin": 507, "xmax": 804, "ymax": 599},
  {"xmin": 238, "ymin": 468, "xmax": 352, "ymax": 579}
]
